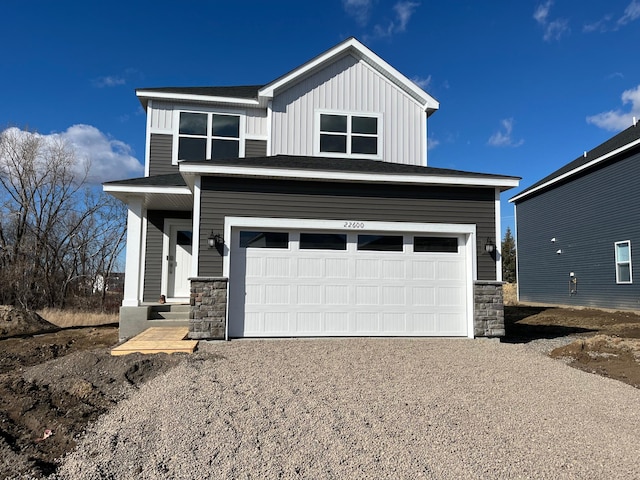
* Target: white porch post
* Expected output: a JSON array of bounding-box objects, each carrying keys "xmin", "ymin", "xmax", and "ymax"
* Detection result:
[{"xmin": 122, "ymin": 196, "xmax": 144, "ymax": 307}]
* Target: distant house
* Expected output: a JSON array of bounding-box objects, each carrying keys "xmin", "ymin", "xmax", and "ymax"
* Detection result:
[
  {"xmin": 105, "ymin": 37, "xmax": 519, "ymax": 340},
  {"xmin": 510, "ymin": 122, "xmax": 640, "ymax": 310}
]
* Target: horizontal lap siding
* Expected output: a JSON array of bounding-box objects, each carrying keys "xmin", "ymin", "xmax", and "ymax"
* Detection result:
[
  {"xmin": 516, "ymin": 148, "xmax": 640, "ymax": 309},
  {"xmin": 143, "ymin": 210, "xmax": 192, "ymax": 302},
  {"xmin": 245, "ymin": 139, "xmax": 267, "ymax": 157},
  {"xmin": 199, "ymin": 177, "xmax": 495, "ymax": 279},
  {"xmin": 149, "ymin": 134, "xmax": 177, "ymax": 176}
]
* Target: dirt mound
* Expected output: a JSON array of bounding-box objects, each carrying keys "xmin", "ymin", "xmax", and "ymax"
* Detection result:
[
  {"xmin": 550, "ymin": 335, "xmax": 640, "ymax": 388},
  {"xmin": 0, "ymin": 305, "xmax": 59, "ymax": 339},
  {"xmin": 0, "ymin": 327, "xmax": 185, "ymax": 479}
]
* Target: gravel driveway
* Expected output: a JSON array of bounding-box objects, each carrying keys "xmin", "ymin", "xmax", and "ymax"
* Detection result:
[{"xmin": 56, "ymin": 339, "xmax": 640, "ymax": 479}]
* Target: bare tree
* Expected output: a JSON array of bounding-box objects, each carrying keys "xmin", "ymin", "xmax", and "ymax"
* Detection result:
[{"xmin": 0, "ymin": 126, "xmax": 126, "ymax": 310}]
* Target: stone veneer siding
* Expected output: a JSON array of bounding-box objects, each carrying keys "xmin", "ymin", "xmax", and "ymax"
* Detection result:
[
  {"xmin": 189, "ymin": 277, "xmax": 228, "ymax": 340},
  {"xmin": 474, "ymin": 281, "xmax": 505, "ymax": 337},
  {"xmin": 189, "ymin": 277, "xmax": 504, "ymax": 339}
]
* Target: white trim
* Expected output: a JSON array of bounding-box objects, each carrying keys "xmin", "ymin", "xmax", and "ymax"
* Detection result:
[
  {"xmin": 422, "ymin": 112, "xmax": 428, "ymax": 166},
  {"xmin": 137, "ymin": 90, "xmax": 260, "ymax": 107},
  {"xmin": 510, "ymin": 137, "xmax": 640, "ymax": 203},
  {"xmin": 103, "ymin": 185, "xmax": 192, "ymax": 196},
  {"xmin": 266, "ymin": 100, "xmax": 273, "ymax": 156},
  {"xmin": 244, "ymin": 134, "xmax": 268, "ymax": 141},
  {"xmin": 139, "ymin": 206, "xmax": 148, "ymax": 305},
  {"xmin": 161, "ymin": 219, "xmax": 193, "ymax": 301},
  {"xmin": 179, "ymin": 163, "xmax": 519, "ymax": 189},
  {"xmin": 192, "ymin": 176, "xmax": 202, "ymax": 277},
  {"xmin": 313, "ymin": 110, "xmax": 383, "ymax": 160},
  {"xmin": 495, "ymin": 188, "xmax": 502, "ymax": 282},
  {"xmin": 144, "ymin": 100, "xmax": 152, "ymax": 177},
  {"xmin": 259, "ymin": 38, "xmax": 439, "ymax": 112},
  {"xmin": 614, "ymin": 240, "xmax": 633, "ymax": 284},
  {"xmin": 514, "ymin": 205, "xmax": 520, "ymax": 302},
  {"xmin": 222, "ymin": 217, "xmax": 477, "ymax": 339},
  {"xmin": 122, "ymin": 197, "xmax": 143, "ymax": 307}
]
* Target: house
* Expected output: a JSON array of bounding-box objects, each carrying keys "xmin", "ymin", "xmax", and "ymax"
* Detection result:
[
  {"xmin": 104, "ymin": 37, "xmax": 519, "ymax": 341},
  {"xmin": 510, "ymin": 121, "xmax": 640, "ymax": 310}
]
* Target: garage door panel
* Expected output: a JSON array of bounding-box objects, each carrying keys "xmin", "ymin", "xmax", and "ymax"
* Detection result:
[{"xmin": 230, "ymin": 228, "xmax": 469, "ymax": 337}]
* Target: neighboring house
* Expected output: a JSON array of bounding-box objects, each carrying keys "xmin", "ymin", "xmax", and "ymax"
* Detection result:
[
  {"xmin": 105, "ymin": 37, "xmax": 519, "ymax": 341},
  {"xmin": 510, "ymin": 122, "xmax": 640, "ymax": 310}
]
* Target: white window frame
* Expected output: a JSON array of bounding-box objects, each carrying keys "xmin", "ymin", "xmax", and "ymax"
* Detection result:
[
  {"xmin": 172, "ymin": 108, "xmax": 245, "ymax": 164},
  {"xmin": 614, "ymin": 240, "xmax": 633, "ymax": 284},
  {"xmin": 314, "ymin": 110, "xmax": 382, "ymax": 160}
]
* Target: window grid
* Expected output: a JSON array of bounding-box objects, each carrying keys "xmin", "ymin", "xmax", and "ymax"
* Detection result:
[
  {"xmin": 177, "ymin": 112, "xmax": 240, "ymax": 161},
  {"xmin": 318, "ymin": 112, "xmax": 380, "ymax": 158}
]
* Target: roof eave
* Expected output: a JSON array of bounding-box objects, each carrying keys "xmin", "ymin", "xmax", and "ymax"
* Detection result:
[{"xmin": 136, "ymin": 90, "xmax": 261, "ymax": 110}]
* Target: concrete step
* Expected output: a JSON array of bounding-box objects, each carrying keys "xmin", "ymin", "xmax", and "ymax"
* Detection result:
[
  {"xmin": 147, "ymin": 319, "xmax": 190, "ymax": 328},
  {"xmin": 151, "ymin": 311, "xmax": 190, "ymax": 321},
  {"xmin": 149, "ymin": 304, "xmax": 190, "ymax": 320}
]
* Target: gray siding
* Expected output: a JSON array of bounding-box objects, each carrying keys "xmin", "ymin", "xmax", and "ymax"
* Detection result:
[
  {"xmin": 149, "ymin": 134, "xmax": 177, "ymax": 176},
  {"xmin": 143, "ymin": 210, "xmax": 192, "ymax": 302},
  {"xmin": 245, "ymin": 139, "xmax": 267, "ymax": 157},
  {"xmin": 516, "ymin": 147, "xmax": 640, "ymax": 309},
  {"xmin": 199, "ymin": 177, "xmax": 496, "ymax": 279}
]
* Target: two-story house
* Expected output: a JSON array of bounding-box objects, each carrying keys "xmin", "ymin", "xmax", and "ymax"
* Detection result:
[{"xmin": 105, "ymin": 37, "xmax": 519, "ymax": 341}]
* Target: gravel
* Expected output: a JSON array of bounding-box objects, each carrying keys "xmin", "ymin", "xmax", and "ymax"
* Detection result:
[{"xmin": 55, "ymin": 338, "xmax": 640, "ymax": 479}]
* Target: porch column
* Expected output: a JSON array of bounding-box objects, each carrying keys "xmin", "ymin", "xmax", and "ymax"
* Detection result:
[{"xmin": 122, "ymin": 196, "xmax": 144, "ymax": 307}]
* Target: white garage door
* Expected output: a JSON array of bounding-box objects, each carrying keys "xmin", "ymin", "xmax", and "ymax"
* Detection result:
[{"xmin": 228, "ymin": 229, "xmax": 469, "ymax": 337}]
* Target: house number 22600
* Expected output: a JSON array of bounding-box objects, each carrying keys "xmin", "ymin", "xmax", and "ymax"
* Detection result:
[{"xmin": 344, "ymin": 221, "xmax": 365, "ymax": 228}]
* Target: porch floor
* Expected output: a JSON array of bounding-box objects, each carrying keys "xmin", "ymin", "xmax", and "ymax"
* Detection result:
[{"xmin": 111, "ymin": 327, "xmax": 198, "ymax": 356}]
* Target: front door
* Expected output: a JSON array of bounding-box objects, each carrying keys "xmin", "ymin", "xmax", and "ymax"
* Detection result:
[{"xmin": 166, "ymin": 221, "xmax": 192, "ymax": 300}]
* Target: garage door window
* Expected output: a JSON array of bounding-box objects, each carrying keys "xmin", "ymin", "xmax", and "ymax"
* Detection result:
[
  {"xmin": 357, "ymin": 235, "xmax": 403, "ymax": 252},
  {"xmin": 414, "ymin": 236, "xmax": 458, "ymax": 253},
  {"xmin": 300, "ymin": 233, "xmax": 347, "ymax": 250},
  {"xmin": 240, "ymin": 231, "xmax": 289, "ymax": 248}
]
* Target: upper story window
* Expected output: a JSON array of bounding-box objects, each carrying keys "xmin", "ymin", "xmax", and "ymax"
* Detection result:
[
  {"xmin": 316, "ymin": 111, "xmax": 381, "ymax": 158},
  {"xmin": 615, "ymin": 241, "xmax": 632, "ymax": 284},
  {"xmin": 177, "ymin": 112, "xmax": 240, "ymax": 161}
]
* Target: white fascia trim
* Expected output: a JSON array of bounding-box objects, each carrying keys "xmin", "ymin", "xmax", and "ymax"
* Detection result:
[
  {"xmin": 510, "ymin": 137, "xmax": 640, "ymax": 203},
  {"xmin": 259, "ymin": 38, "xmax": 439, "ymax": 112},
  {"xmin": 103, "ymin": 185, "xmax": 192, "ymax": 196},
  {"xmin": 137, "ymin": 90, "xmax": 259, "ymax": 107},
  {"xmin": 179, "ymin": 163, "xmax": 520, "ymax": 189}
]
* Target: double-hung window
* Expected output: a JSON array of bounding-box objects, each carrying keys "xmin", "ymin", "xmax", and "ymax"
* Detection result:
[
  {"xmin": 317, "ymin": 112, "xmax": 380, "ymax": 158},
  {"xmin": 177, "ymin": 112, "xmax": 240, "ymax": 161},
  {"xmin": 615, "ymin": 241, "xmax": 632, "ymax": 284}
]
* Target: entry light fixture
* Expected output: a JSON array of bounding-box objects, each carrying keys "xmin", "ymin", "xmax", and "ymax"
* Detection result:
[
  {"xmin": 208, "ymin": 230, "xmax": 224, "ymax": 249},
  {"xmin": 484, "ymin": 238, "xmax": 495, "ymax": 254}
]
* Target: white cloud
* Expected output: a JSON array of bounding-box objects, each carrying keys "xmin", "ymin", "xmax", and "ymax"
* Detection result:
[
  {"xmin": 583, "ymin": 15, "xmax": 612, "ymax": 33},
  {"xmin": 586, "ymin": 84, "xmax": 640, "ymax": 131},
  {"xmin": 342, "ymin": 0, "xmax": 373, "ymax": 26},
  {"xmin": 427, "ymin": 136, "xmax": 439, "ymax": 151},
  {"xmin": 618, "ymin": 0, "xmax": 640, "ymax": 25},
  {"xmin": 533, "ymin": 1, "xmax": 570, "ymax": 41},
  {"xmin": 364, "ymin": 1, "xmax": 420, "ymax": 40},
  {"xmin": 487, "ymin": 118, "xmax": 524, "ymax": 147},
  {"xmin": 93, "ymin": 75, "xmax": 126, "ymax": 88},
  {"xmin": 411, "ymin": 75, "xmax": 432, "ymax": 89}
]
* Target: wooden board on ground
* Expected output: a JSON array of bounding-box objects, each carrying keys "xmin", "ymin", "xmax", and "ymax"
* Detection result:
[{"xmin": 111, "ymin": 326, "xmax": 198, "ymax": 356}]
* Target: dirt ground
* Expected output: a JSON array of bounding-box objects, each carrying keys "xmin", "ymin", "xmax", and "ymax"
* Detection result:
[{"xmin": 0, "ymin": 305, "xmax": 639, "ymax": 479}]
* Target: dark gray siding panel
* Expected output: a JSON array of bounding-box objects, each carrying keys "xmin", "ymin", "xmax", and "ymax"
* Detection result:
[
  {"xmin": 245, "ymin": 139, "xmax": 267, "ymax": 157},
  {"xmin": 199, "ymin": 177, "xmax": 496, "ymax": 280},
  {"xmin": 149, "ymin": 134, "xmax": 177, "ymax": 176},
  {"xmin": 143, "ymin": 210, "xmax": 192, "ymax": 302},
  {"xmin": 516, "ymin": 147, "xmax": 640, "ymax": 309}
]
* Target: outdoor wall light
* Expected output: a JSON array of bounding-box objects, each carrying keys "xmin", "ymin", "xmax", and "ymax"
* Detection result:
[
  {"xmin": 207, "ymin": 231, "xmax": 224, "ymax": 249},
  {"xmin": 484, "ymin": 238, "xmax": 495, "ymax": 254},
  {"xmin": 556, "ymin": 249, "xmax": 562, "ymax": 255}
]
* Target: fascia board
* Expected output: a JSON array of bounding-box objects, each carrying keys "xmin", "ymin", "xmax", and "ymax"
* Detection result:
[
  {"xmin": 509, "ymin": 137, "xmax": 640, "ymax": 203},
  {"xmin": 259, "ymin": 38, "xmax": 439, "ymax": 112},
  {"xmin": 103, "ymin": 185, "xmax": 192, "ymax": 196},
  {"xmin": 136, "ymin": 90, "xmax": 260, "ymax": 107},
  {"xmin": 179, "ymin": 163, "xmax": 519, "ymax": 189}
]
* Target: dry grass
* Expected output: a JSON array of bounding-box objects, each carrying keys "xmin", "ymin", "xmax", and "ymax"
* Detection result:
[
  {"xmin": 37, "ymin": 308, "xmax": 118, "ymax": 328},
  {"xmin": 503, "ymin": 283, "xmax": 517, "ymax": 306}
]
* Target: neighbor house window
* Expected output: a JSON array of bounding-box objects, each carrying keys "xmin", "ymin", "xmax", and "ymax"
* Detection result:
[
  {"xmin": 615, "ymin": 241, "xmax": 632, "ymax": 284},
  {"xmin": 177, "ymin": 112, "xmax": 240, "ymax": 161},
  {"xmin": 318, "ymin": 112, "xmax": 380, "ymax": 157}
]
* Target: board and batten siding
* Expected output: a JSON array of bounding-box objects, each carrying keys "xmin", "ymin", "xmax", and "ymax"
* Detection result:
[
  {"xmin": 516, "ymin": 148, "xmax": 640, "ymax": 309},
  {"xmin": 143, "ymin": 210, "xmax": 192, "ymax": 302},
  {"xmin": 271, "ymin": 54, "xmax": 426, "ymax": 166},
  {"xmin": 198, "ymin": 177, "xmax": 496, "ymax": 280},
  {"xmin": 149, "ymin": 101, "xmax": 174, "ymax": 131},
  {"xmin": 148, "ymin": 134, "xmax": 177, "ymax": 176}
]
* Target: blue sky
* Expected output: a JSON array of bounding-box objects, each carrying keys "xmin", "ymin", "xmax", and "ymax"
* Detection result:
[{"xmin": 2, "ymin": 1, "xmax": 640, "ymax": 238}]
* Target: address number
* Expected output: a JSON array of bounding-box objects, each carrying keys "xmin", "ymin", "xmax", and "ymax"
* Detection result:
[{"xmin": 343, "ymin": 221, "xmax": 365, "ymax": 229}]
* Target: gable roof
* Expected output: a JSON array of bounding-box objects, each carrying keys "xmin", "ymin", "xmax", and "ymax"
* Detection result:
[
  {"xmin": 135, "ymin": 38, "xmax": 439, "ymax": 115},
  {"xmin": 510, "ymin": 123, "xmax": 640, "ymax": 203},
  {"xmin": 259, "ymin": 37, "xmax": 439, "ymax": 115},
  {"xmin": 179, "ymin": 155, "xmax": 519, "ymax": 191}
]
